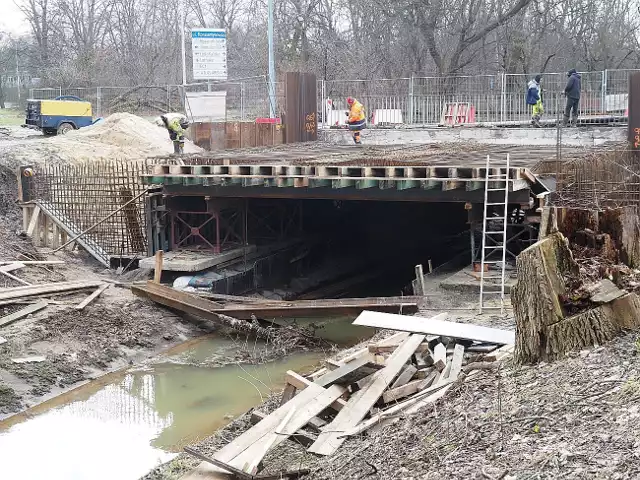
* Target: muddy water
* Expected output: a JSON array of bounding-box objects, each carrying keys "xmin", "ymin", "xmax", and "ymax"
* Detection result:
[{"xmin": 0, "ymin": 318, "xmax": 371, "ymax": 480}]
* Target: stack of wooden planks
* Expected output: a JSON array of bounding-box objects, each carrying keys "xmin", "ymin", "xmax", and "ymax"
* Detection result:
[{"xmin": 181, "ymin": 310, "xmax": 515, "ymax": 479}]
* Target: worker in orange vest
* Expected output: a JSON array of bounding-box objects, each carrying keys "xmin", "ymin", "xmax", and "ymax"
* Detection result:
[{"xmin": 346, "ymin": 97, "xmax": 366, "ymax": 145}]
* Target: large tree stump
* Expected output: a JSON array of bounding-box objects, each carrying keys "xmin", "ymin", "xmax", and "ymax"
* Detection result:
[
  {"xmin": 600, "ymin": 206, "xmax": 640, "ymax": 268},
  {"xmin": 546, "ymin": 307, "xmax": 619, "ymax": 358},
  {"xmin": 513, "ymin": 232, "xmax": 578, "ymax": 364}
]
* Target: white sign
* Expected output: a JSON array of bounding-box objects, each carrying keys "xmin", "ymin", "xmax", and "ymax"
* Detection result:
[{"xmin": 191, "ymin": 28, "xmax": 227, "ymax": 80}]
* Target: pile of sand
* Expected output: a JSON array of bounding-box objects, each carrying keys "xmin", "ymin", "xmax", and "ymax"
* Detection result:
[{"xmin": 2, "ymin": 113, "xmax": 202, "ymax": 165}]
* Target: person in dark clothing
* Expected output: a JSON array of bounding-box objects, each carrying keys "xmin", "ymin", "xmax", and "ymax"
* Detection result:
[{"xmin": 564, "ymin": 69, "xmax": 581, "ymax": 127}]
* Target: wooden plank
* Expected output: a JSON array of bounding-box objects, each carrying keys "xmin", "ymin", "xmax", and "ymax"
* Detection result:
[
  {"xmin": 75, "ymin": 284, "xmax": 109, "ymax": 310},
  {"xmin": 390, "ymin": 364, "xmax": 417, "ymax": 389},
  {"xmin": 285, "ymin": 371, "xmax": 347, "ymax": 411},
  {"xmin": 26, "ymin": 205, "xmax": 40, "ymax": 237},
  {"xmin": 314, "ymin": 354, "xmax": 383, "ymax": 387},
  {"xmin": 0, "ymin": 300, "xmax": 47, "ymax": 328},
  {"xmin": 242, "ymin": 407, "xmax": 297, "ymax": 474},
  {"xmin": 353, "ymin": 311, "xmax": 515, "ymax": 345},
  {"xmin": 382, "ymin": 379, "xmax": 424, "ymax": 403},
  {"xmin": 325, "ymin": 331, "xmax": 410, "ymax": 371},
  {"xmin": 418, "ymin": 370, "xmax": 438, "ymax": 389},
  {"xmin": 279, "ymin": 384, "xmax": 296, "ymax": 406},
  {"xmin": 308, "ymin": 334, "xmax": 426, "ymax": 456},
  {"xmin": 0, "ymin": 281, "xmax": 103, "ymax": 302},
  {"xmin": 433, "ymin": 343, "xmax": 446, "ymax": 371},
  {"xmin": 0, "ymin": 261, "xmax": 64, "ymax": 265},
  {"xmin": 368, "ymin": 342, "xmax": 430, "ymax": 354},
  {"xmin": 154, "ymin": 250, "xmax": 164, "ymax": 284},
  {"xmin": 0, "ymin": 262, "xmax": 26, "ymax": 273},
  {"xmin": 250, "ymin": 411, "xmax": 316, "ymax": 448},
  {"xmin": 445, "ymin": 344, "xmax": 465, "ymax": 381},
  {"xmin": 217, "ymin": 384, "xmax": 345, "ymax": 475}
]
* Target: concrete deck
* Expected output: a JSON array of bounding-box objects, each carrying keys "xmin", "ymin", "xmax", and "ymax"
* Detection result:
[
  {"xmin": 439, "ymin": 265, "xmax": 517, "ymax": 294},
  {"xmin": 320, "ymin": 126, "xmax": 625, "ymax": 147},
  {"xmin": 139, "ymin": 246, "xmax": 256, "ymax": 272}
]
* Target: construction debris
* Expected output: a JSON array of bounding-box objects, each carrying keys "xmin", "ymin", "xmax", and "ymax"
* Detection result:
[
  {"xmin": 0, "ymin": 300, "xmax": 48, "ymax": 328},
  {"xmin": 75, "ymin": 284, "xmax": 110, "ymax": 310},
  {"xmin": 0, "ymin": 281, "xmax": 104, "ymax": 303},
  {"xmin": 182, "ymin": 311, "xmax": 514, "ymax": 477},
  {"xmin": 11, "ymin": 356, "xmax": 46, "ymax": 364}
]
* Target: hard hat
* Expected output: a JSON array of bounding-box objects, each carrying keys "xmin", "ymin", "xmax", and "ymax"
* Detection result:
[
  {"xmin": 346, "ymin": 97, "xmax": 354, "ymax": 105},
  {"xmin": 23, "ymin": 168, "xmax": 35, "ymax": 177},
  {"xmin": 179, "ymin": 119, "xmax": 190, "ymax": 129}
]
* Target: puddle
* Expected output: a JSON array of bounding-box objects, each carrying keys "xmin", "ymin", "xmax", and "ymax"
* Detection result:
[{"xmin": 0, "ymin": 317, "xmax": 370, "ymax": 480}]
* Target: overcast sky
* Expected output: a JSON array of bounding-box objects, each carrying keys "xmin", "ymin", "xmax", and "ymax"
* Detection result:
[{"xmin": 1, "ymin": 1, "xmax": 29, "ymax": 35}]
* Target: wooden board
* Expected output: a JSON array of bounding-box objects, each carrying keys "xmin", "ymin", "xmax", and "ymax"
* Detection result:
[
  {"xmin": 382, "ymin": 379, "xmax": 423, "ymax": 403},
  {"xmin": 390, "ymin": 365, "xmax": 417, "ymax": 389},
  {"xmin": 314, "ymin": 354, "xmax": 383, "ymax": 387},
  {"xmin": 194, "ymin": 382, "xmax": 345, "ymax": 478},
  {"xmin": 26, "ymin": 205, "xmax": 40, "ymax": 236},
  {"xmin": 353, "ymin": 311, "xmax": 515, "ymax": 345},
  {"xmin": 0, "ymin": 281, "xmax": 103, "ymax": 302},
  {"xmin": 0, "ymin": 262, "xmax": 26, "ymax": 273},
  {"xmin": 433, "ymin": 343, "xmax": 446, "ymax": 371},
  {"xmin": 285, "ymin": 371, "xmax": 347, "ymax": 411},
  {"xmin": 308, "ymin": 334, "xmax": 426, "ymax": 456},
  {"xmin": 0, "ymin": 301, "xmax": 47, "ymax": 328},
  {"xmin": 75, "ymin": 284, "xmax": 109, "ymax": 310},
  {"xmin": 446, "ymin": 344, "xmax": 465, "ymax": 381}
]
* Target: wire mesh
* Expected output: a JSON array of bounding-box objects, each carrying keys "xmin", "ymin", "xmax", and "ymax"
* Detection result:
[{"xmin": 34, "ymin": 160, "xmax": 149, "ymax": 259}]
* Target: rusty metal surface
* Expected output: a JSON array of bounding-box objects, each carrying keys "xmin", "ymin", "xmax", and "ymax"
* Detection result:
[{"xmin": 285, "ymin": 72, "xmax": 318, "ymax": 143}]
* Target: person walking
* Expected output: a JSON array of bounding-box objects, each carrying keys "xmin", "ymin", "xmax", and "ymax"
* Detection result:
[
  {"xmin": 564, "ymin": 69, "xmax": 581, "ymax": 127},
  {"xmin": 526, "ymin": 74, "xmax": 543, "ymax": 127},
  {"xmin": 345, "ymin": 97, "xmax": 366, "ymax": 145}
]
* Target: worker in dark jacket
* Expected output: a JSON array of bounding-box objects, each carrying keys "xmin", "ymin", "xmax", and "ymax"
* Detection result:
[{"xmin": 564, "ymin": 69, "xmax": 581, "ymax": 127}]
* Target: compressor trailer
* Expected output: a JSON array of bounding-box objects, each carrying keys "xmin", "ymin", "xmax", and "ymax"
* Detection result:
[{"xmin": 23, "ymin": 96, "xmax": 94, "ymax": 135}]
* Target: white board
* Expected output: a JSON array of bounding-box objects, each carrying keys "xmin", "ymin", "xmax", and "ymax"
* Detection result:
[
  {"xmin": 191, "ymin": 28, "xmax": 227, "ymax": 80},
  {"xmin": 353, "ymin": 310, "xmax": 515, "ymax": 345},
  {"xmin": 185, "ymin": 91, "xmax": 226, "ymax": 122}
]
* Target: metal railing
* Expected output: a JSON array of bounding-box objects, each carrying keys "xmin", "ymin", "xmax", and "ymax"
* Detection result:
[
  {"xmin": 319, "ymin": 69, "xmax": 635, "ymax": 127},
  {"xmin": 28, "ymin": 69, "xmax": 635, "ymax": 126}
]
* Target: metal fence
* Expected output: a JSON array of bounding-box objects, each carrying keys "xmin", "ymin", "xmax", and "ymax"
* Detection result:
[
  {"xmin": 29, "ymin": 69, "xmax": 636, "ymax": 126},
  {"xmin": 29, "ymin": 76, "xmax": 285, "ymax": 121},
  {"xmin": 319, "ymin": 69, "xmax": 636, "ymax": 126}
]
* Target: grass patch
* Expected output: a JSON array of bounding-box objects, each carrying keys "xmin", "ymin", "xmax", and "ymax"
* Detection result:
[{"xmin": 0, "ymin": 108, "xmax": 24, "ymax": 126}]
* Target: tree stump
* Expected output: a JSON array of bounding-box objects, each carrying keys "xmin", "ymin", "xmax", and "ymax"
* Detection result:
[{"xmin": 513, "ymin": 232, "xmax": 578, "ymax": 364}]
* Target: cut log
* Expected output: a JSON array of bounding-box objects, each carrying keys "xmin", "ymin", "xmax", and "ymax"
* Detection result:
[{"xmin": 513, "ymin": 232, "xmax": 578, "ymax": 364}]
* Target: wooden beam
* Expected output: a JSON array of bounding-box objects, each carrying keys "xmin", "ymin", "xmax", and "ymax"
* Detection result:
[
  {"xmin": 212, "ymin": 384, "xmax": 346, "ymax": 474},
  {"xmin": 445, "ymin": 344, "xmax": 465, "ymax": 381},
  {"xmin": 26, "ymin": 205, "xmax": 40, "ymax": 237},
  {"xmin": 314, "ymin": 354, "xmax": 382, "ymax": 387},
  {"xmin": 0, "ymin": 263, "xmax": 25, "ymax": 273},
  {"xmin": 390, "ymin": 364, "xmax": 417, "ymax": 389},
  {"xmin": 433, "ymin": 343, "xmax": 446, "ymax": 371},
  {"xmin": 75, "ymin": 284, "xmax": 109, "ymax": 310},
  {"xmin": 285, "ymin": 371, "xmax": 347, "ymax": 411},
  {"xmin": 0, "ymin": 300, "xmax": 47, "ymax": 328},
  {"xmin": 353, "ymin": 311, "xmax": 515, "ymax": 345},
  {"xmin": 308, "ymin": 334, "xmax": 426, "ymax": 455},
  {"xmin": 154, "ymin": 250, "xmax": 164, "ymax": 284},
  {"xmin": 382, "ymin": 379, "xmax": 423, "ymax": 404},
  {"xmin": 0, "ymin": 281, "xmax": 103, "ymax": 302},
  {"xmin": 250, "ymin": 411, "xmax": 316, "ymax": 448}
]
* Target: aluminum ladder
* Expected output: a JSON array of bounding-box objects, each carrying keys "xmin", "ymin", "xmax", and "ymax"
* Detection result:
[{"xmin": 479, "ymin": 154, "xmax": 510, "ymax": 314}]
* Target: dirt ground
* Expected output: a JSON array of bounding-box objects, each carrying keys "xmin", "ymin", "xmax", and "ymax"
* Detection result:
[{"xmin": 0, "ymin": 155, "xmax": 211, "ymax": 419}]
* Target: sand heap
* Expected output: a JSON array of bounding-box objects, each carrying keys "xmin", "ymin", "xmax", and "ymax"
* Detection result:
[{"xmin": 3, "ymin": 113, "xmax": 202, "ymax": 165}]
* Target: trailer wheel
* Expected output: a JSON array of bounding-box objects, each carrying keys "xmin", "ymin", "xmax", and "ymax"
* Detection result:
[{"xmin": 57, "ymin": 123, "xmax": 75, "ymax": 135}]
